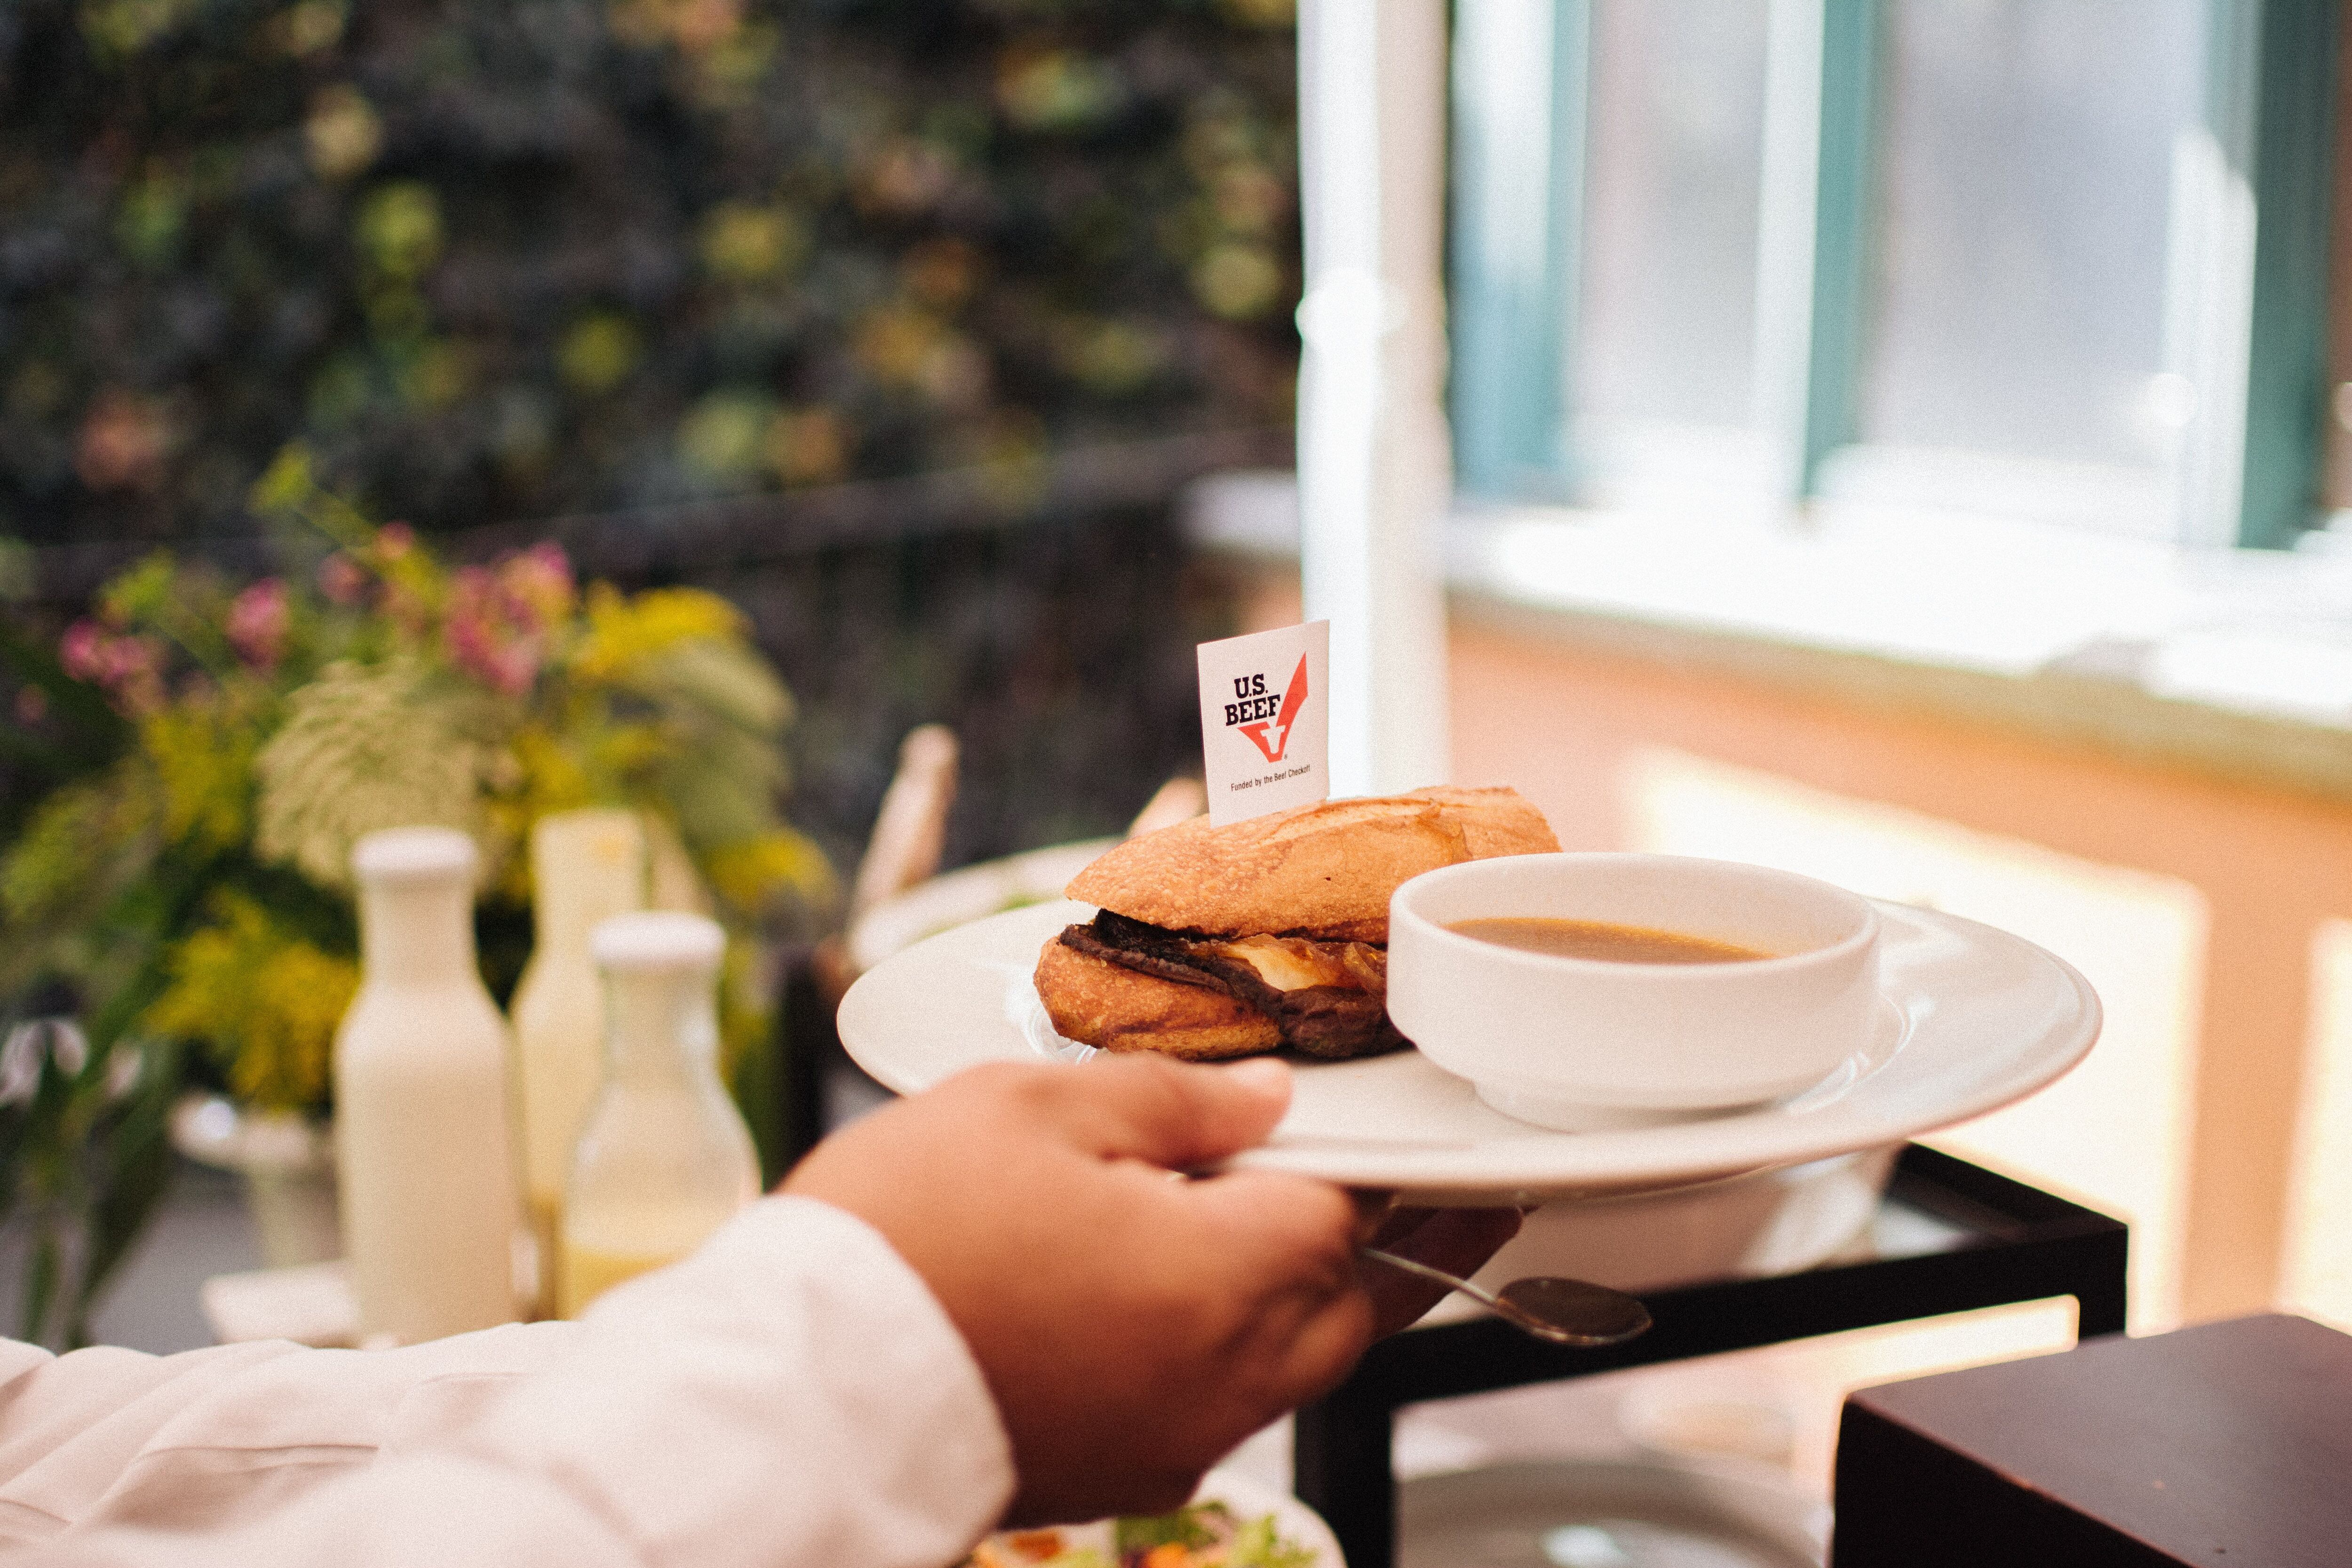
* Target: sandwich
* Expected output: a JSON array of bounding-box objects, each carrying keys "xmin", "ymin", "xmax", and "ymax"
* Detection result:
[{"xmin": 1034, "ymin": 785, "xmax": 1559, "ymax": 1060}]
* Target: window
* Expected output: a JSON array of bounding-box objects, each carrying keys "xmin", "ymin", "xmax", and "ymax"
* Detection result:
[
  {"xmin": 1574, "ymin": 0, "xmax": 1772, "ymax": 503},
  {"xmin": 1450, "ymin": 0, "xmax": 2340, "ymax": 549}
]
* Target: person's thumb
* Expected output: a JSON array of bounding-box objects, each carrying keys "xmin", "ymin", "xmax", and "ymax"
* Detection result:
[{"xmin": 1061, "ymin": 1053, "xmax": 1292, "ymax": 1170}]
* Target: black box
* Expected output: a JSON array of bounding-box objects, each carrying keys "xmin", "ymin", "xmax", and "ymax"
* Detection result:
[{"xmin": 1833, "ymin": 1313, "xmax": 2352, "ymax": 1567}]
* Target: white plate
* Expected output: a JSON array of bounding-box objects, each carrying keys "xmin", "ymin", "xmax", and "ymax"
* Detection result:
[
  {"xmin": 837, "ymin": 899, "xmax": 2100, "ymax": 1204},
  {"xmin": 846, "ymin": 839, "xmax": 1116, "ymax": 974}
]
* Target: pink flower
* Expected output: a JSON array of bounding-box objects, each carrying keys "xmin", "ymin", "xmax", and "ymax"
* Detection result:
[
  {"xmin": 444, "ymin": 565, "xmax": 542, "ymax": 696},
  {"xmin": 498, "ymin": 542, "xmax": 574, "ymax": 633},
  {"xmin": 316, "ymin": 553, "xmax": 367, "ymax": 606},
  {"xmin": 60, "ymin": 621, "xmax": 107, "ymax": 683},
  {"xmin": 101, "ymin": 637, "xmax": 164, "ymax": 713},
  {"xmin": 375, "ymin": 522, "xmax": 416, "ymax": 560},
  {"xmin": 59, "ymin": 621, "xmax": 164, "ymax": 714},
  {"xmin": 227, "ymin": 579, "xmax": 291, "ymax": 670},
  {"xmin": 437, "ymin": 544, "xmax": 573, "ymax": 695}
]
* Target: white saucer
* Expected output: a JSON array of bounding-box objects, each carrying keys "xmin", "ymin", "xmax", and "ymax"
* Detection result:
[{"xmin": 836, "ymin": 899, "xmax": 2100, "ymax": 1205}]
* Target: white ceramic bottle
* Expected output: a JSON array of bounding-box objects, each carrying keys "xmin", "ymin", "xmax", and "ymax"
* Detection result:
[
  {"xmin": 557, "ymin": 911, "xmax": 759, "ymax": 1317},
  {"xmin": 336, "ymin": 827, "xmax": 523, "ymax": 1344},
  {"xmin": 509, "ymin": 808, "xmax": 645, "ymax": 1313}
]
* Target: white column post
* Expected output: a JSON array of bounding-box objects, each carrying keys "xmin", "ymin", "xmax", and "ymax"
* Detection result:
[{"xmin": 1295, "ymin": 0, "xmax": 1454, "ymax": 796}]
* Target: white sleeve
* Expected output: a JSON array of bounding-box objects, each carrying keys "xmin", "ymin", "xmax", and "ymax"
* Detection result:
[{"xmin": 9, "ymin": 1195, "xmax": 1017, "ymax": 1568}]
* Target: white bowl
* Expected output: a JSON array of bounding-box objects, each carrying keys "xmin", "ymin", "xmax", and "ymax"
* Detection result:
[
  {"xmin": 1455, "ymin": 1146, "xmax": 1901, "ymax": 1304},
  {"xmin": 1387, "ymin": 854, "xmax": 1881, "ymax": 1131}
]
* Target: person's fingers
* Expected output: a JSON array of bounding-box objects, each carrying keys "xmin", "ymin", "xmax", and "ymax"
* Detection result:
[
  {"xmin": 1260, "ymin": 1286, "xmax": 1377, "ymax": 1409},
  {"xmin": 1377, "ymin": 1206, "xmax": 1525, "ymax": 1276},
  {"xmin": 1046, "ymin": 1054, "xmax": 1293, "ymax": 1170},
  {"xmin": 1350, "ymin": 1189, "xmax": 1398, "ymax": 1244},
  {"xmin": 1364, "ymin": 1202, "xmax": 1432, "ymax": 1251},
  {"xmin": 1180, "ymin": 1167, "xmax": 1359, "ymax": 1290},
  {"xmin": 1007, "ymin": 1460, "xmax": 1207, "ymax": 1529},
  {"xmin": 1358, "ymin": 1206, "xmax": 1525, "ymax": 1337}
]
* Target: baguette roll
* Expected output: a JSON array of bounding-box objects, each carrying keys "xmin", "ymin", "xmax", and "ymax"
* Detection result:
[{"xmin": 1035, "ymin": 785, "xmax": 1559, "ymax": 1061}]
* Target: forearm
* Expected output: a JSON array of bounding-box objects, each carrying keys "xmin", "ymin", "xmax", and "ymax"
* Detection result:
[
  {"xmin": 16, "ymin": 1197, "xmax": 1015, "ymax": 1568},
  {"xmin": 28, "ymin": 1451, "xmax": 637, "ymax": 1568},
  {"xmin": 440, "ymin": 1196, "xmax": 1018, "ymax": 1568}
]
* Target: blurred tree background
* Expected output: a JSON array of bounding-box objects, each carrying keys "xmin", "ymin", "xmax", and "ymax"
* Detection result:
[{"xmin": 2, "ymin": 0, "xmax": 1299, "ymax": 867}]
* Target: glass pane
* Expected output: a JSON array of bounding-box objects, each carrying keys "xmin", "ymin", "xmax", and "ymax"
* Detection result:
[
  {"xmin": 1575, "ymin": 0, "xmax": 1771, "ymax": 436},
  {"xmin": 1859, "ymin": 0, "xmax": 2204, "ymax": 470}
]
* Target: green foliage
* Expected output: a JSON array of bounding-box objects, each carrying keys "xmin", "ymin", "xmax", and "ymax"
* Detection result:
[
  {"xmin": 0, "ymin": 617, "xmax": 133, "ymax": 844},
  {"xmin": 0, "ymin": 0, "xmax": 1301, "ymax": 547},
  {"xmin": 1, "ymin": 766, "xmax": 162, "ymax": 954},
  {"xmin": 0, "ymin": 468, "xmax": 830, "ymax": 1337},
  {"xmin": 254, "ymin": 658, "xmax": 501, "ymax": 888},
  {"xmin": 0, "ymin": 1020, "xmax": 182, "ymax": 1350},
  {"xmin": 0, "ymin": 0, "xmax": 1275, "ymax": 1346}
]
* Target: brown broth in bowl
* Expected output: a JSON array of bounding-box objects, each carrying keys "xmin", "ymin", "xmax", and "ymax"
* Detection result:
[{"xmin": 1446, "ymin": 916, "xmax": 1771, "ymax": 964}]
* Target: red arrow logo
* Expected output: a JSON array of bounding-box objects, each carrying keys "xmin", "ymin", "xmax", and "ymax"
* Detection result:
[{"xmin": 1237, "ymin": 654, "xmax": 1309, "ymax": 764}]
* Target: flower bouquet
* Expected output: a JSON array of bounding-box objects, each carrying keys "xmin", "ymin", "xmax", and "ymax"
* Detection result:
[{"xmin": 0, "ymin": 444, "xmax": 830, "ymax": 1345}]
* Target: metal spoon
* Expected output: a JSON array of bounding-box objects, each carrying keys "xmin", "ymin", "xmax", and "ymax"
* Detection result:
[{"xmin": 1360, "ymin": 1247, "xmax": 1652, "ymax": 1347}]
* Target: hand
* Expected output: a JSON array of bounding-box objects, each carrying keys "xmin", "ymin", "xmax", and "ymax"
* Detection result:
[
  {"xmin": 1356, "ymin": 1203, "xmax": 1526, "ymax": 1337},
  {"xmin": 784, "ymin": 1054, "xmax": 1369, "ymax": 1525}
]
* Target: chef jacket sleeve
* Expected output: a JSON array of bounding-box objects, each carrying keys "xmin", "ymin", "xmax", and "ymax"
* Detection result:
[{"xmin": 0, "ymin": 1194, "xmax": 1017, "ymax": 1568}]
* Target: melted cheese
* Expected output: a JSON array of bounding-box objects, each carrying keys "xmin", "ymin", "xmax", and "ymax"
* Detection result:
[{"xmin": 1210, "ymin": 934, "xmax": 1358, "ymax": 992}]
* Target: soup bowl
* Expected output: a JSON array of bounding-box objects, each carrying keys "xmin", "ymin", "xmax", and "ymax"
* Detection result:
[{"xmin": 1387, "ymin": 853, "xmax": 1881, "ymax": 1130}]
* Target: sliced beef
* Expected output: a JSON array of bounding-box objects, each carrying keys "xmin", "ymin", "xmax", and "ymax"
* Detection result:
[
  {"xmin": 1056, "ymin": 912, "xmax": 1406, "ymax": 1059},
  {"xmin": 1059, "ymin": 921, "xmax": 1228, "ymax": 991}
]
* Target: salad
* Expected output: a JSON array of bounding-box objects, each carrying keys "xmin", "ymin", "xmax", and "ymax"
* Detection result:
[{"xmin": 968, "ymin": 1502, "xmax": 1318, "ymax": 1568}]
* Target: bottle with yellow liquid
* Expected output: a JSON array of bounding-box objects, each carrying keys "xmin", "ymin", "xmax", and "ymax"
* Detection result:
[
  {"xmin": 510, "ymin": 809, "xmax": 645, "ymax": 1316},
  {"xmin": 556, "ymin": 911, "xmax": 759, "ymax": 1317}
]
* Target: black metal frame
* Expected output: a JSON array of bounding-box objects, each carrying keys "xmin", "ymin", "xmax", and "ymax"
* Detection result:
[
  {"xmin": 777, "ymin": 946, "xmax": 836, "ymax": 1177},
  {"xmin": 1292, "ymin": 1145, "xmax": 2129, "ymax": 1568}
]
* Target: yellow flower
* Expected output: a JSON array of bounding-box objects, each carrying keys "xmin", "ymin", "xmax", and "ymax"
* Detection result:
[
  {"xmin": 705, "ymin": 828, "xmax": 835, "ymax": 917},
  {"xmin": 145, "ymin": 892, "xmax": 358, "ymax": 1113},
  {"xmin": 716, "ymin": 932, "xmax": 768, "ymax": 1081},
  {"xmin": 478, "ymin": 724, "xmax": 593, "ymax": 901},
  {"xmin": 510, "ymin": 724, "xmax": 594, "ymax": 814},
  {"xmin": 571, "ymin": 584, "xmax": 747, "ymax": 684},
  {"xmin": 141, "ymin": 701, "xmax": 254, "ymax": 854}
]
